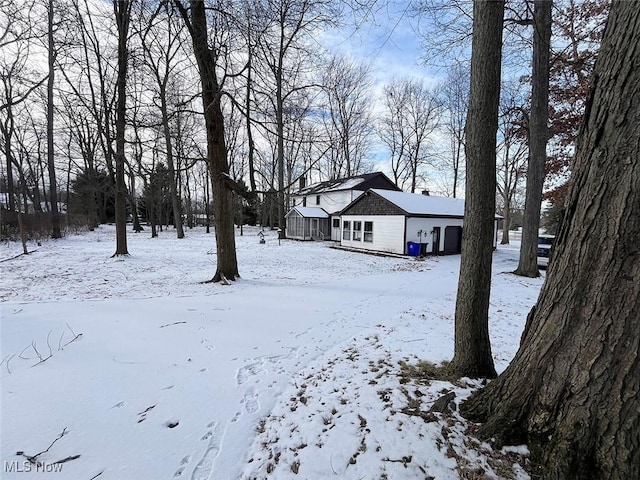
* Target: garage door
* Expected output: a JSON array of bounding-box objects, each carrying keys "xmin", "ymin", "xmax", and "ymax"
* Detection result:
[{"xmin": 444, "ymin": 226, "xmax": 462, "ymax": 254}]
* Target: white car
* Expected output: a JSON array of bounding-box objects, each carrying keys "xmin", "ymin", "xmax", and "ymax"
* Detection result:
[{"xmin": 537, "ymin": 234, "xmax": 555, "ymax": 268}]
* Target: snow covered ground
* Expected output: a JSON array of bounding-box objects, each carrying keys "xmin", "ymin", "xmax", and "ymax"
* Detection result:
[{"xmin": 0, "ymin": 225, "xmax": 544, "ymax": 479}]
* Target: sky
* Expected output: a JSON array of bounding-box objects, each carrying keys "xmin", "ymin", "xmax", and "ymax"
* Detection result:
[
  {"xmin": 318, "ymin": 1, "xmax": 459, "ymax": 194},
  {"xmin": 323, "ymin": 1, "xmax": 442, "ymax": 87}
]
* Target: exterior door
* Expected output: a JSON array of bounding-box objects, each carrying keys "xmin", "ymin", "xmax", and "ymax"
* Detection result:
[
  {"xmin": 444, "ymin": 226, "xmax": 463, "ymax": 254},
  {"xmin": 332, "ymin": 218, "xmax": 341, "ymax": 241},
  {"xmin": 311, "ymin": 218, "xmax": 319, "ymax": 239}
]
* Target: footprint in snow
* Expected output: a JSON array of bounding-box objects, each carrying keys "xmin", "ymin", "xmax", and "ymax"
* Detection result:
[
  {"xmin": 191, "ymin": 422, "xmax": 224, "ymax": 480},
  {"xmin": 243, "ymin": 389, "xmax": 260, "ymax": 414},
  {"xmin": 173, "ymin": 455, "xmax": 191, "ymax": 478}
]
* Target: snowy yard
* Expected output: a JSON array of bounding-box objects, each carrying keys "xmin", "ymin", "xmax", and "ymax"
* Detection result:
[{"xmin": 0, "ymin": 226, "xmax": 543, "ymax": 479}]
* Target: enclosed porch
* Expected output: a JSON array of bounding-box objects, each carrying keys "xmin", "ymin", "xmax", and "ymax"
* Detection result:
[{"xmin": 285, "ymin": 207, "xmax": 330, "ymax": 241}]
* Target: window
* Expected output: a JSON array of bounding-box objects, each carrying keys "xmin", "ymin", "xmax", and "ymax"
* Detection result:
[
  {"xmin": 302, "ymin": 197, "xmax": 307, "ymax": 207},
  {"xmin": 353, "ymin": 221, "xmax": 362, "ymax": 241},
  {"xmin": 332, "ymin": 218, "xmax": 340, "ymax": 228},
  {"xmin": 364, "ymin": 221, "xmax": 373, "ymax": 242},
  {"xmin": 316, "ymin": 195, "xmax": 321, "ymax": 205},
  {"xmin": 342, "ymin": 221, "xmax": 351, "ymax": 240}
]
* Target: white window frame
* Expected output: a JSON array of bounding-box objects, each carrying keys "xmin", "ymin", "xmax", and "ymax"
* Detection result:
[
  {"xmin": 342, "ymin": 221, "xmax": 351, "ymax": 240},
  {"xmin": 364, "ymin": 221, "xmax": 373, "ymax": 243},
  {"xmin": 353, "ymin": 221, "xmax": 362, "ymax": 241}
]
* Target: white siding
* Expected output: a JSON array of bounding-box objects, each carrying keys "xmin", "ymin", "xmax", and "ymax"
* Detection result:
[
  {"xmin": 341, "ymin": 215, "xmax": 405, "ymax": 254},
  {"xmin": 405, "ymin": 217, "xmax": 500, "ymax": 250},
  {"xmin": 405, "ymin": 217, "xmax": 464, "ymax": 251},
  {"xmin": 291, "ymin": 190, "xmax": 364, "ymax": 214}
]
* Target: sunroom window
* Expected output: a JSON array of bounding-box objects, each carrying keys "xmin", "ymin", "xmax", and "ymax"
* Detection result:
[
  {"xmin": 342, "ymin": 221, "xmax": 351, "ymax": 240},
  {"xmin": 364, "ymin": 221, "xmax": 373, "ymax": 242},
  {"xmin": 353, "ymin": 221, "xmax": 362, "ymax": 241}
]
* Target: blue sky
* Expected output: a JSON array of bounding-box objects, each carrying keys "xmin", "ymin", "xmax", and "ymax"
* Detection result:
[
  {"xmin": 318, "ymin": 3, "xmax": 452, "ymax": 193},
  {"xmin": 322, "ymin": 2, "xmax": 443, "ymax": 88}
]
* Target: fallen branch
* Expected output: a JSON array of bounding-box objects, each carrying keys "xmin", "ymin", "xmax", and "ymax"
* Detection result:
[
  {"xmin": 0, "ymin": 354, "xmax": 15, "ymax": 374},
  {"xmin": 59, "ymin": 324, "xmax": 83, "ymax": 350},
  {"xmin": 53, "ymin": 454, "xmax": 81, "ymax": 464},
  {"xmin": 0, "ymin": 249, "xmax": 38, "ymax": 263},
  {"xmin": 17, "ymin": 428, "xmax": 69, "ymax": 466},
  {"xmin": 31, "ymin": 332, "xmax": 53, "ymax": 367},
  {"xmin": 159, "ymin": 321, "xmax": 187, "ymax": 328},
  {"xmin": 18, "ymin": 343, "xmax": 36, "ymax": 360}
]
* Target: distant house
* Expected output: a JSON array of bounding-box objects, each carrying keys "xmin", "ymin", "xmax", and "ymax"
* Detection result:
[
  {"xmin": 287, "ymin": 172, "xmax": 400, "ymax": 241},
  {"xmin": 339, "ymin": 189, "xmax": 501, "ymax": 256}
]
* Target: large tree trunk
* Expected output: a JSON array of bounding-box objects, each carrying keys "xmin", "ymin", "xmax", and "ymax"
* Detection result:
[
  {"xmin": 515, "ymin": 0, "xmax": 552, "ymax": 277},
  {"xmin": 276, "ymin": 55, "xmax": 286, "ymax": 237},
  {"xmin": 112, "ymin": 0, "xmax": 130, "ymax": 256},
  {"xmin": 451, "ymin": 0, "xmax": 505, "ymax": 378},
  {"xmin": 47, "ymin": 0, "xmax": 61, "ymax": 239},
  {"xmin": 461, "ymin": 3, "xmax": 640, "ymax": 478},
  {"xmin": 176, "ymin": 0, "xmax": 239, "ymax": 281},
  {"xmin": 500, "ymin": 207, "xmax": 510, "ymax": 245}
]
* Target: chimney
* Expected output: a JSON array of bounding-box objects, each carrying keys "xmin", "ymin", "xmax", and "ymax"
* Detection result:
[
  {"xmin": 421, "ymin": 189, "xmax": 430, "ymax": 196},
  {"xmin": 299, "ymin": 177, "xmax": 306, "ymax": 190}
]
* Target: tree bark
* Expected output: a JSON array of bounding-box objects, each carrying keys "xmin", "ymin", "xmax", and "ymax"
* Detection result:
[
  {"xmin": 47, "ymin": 0, "xmax": 61, "ymax": 239},
  {"xmin": 276, "ymin": 46, "xmax": 286, "ymax": 237},
  {"xmin": 159, "ymin": 86, "xmax": 185, "ymax": 238},
  {"xmin": 176, "ymin": 0, "xmax": 239, "ymax": 281},
  {"xmin": 112, "ymin": 0, "xmax": 131, "ymax": 256},
  {"xmin": 500, "ymin": 207, "xmax": 510, "ymax": 245},
  {"xmin": 451, "ymin": 0, "xmax": 505, "ymax": 378},
  {"xmin": 461, "ymin": 4, "xmax": 640, "ymax": 478},
  {"xmin": 515, "ymin": 0, "xmax": 552, "ymax": 277}
]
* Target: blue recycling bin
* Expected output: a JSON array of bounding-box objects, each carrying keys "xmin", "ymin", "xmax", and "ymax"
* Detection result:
[{"xmin": 407, "ymin": 242, "xmax": 421, "ymax": 256}]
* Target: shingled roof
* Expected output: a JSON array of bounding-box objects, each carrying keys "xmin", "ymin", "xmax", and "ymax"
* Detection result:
[{"xmin": 292, "ymin": 172, "xmax": 399, "ymax": 196}]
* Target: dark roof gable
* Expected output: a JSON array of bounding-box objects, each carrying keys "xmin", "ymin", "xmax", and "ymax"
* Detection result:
[{"xmin": 292, "ymin": 172, "xmax": 400, "ymax": 196}]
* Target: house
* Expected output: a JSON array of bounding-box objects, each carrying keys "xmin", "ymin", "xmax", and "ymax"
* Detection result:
[
  {"xmin": 338, "ymin": 189, "xmax": 501, "ymax": 256},
  {"xmin": 287, "ymin": 172, "xmax": 400, "ymax": 241}
]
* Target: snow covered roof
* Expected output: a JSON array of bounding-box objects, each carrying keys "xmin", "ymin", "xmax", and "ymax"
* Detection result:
[
  {"xmin": 285, "ymin": 206, "xmax": 329, "ymax": 218},
  {"xmin": 369, "ymin": 189, "xmax": 466, "ymax": 217},
  {"xmin": 292, "ymin": 173, "xmax": 393, "ymax": 196},
  {"xmin": 342, "ymin": 189, "xmax": 504, "ymax": 219}
]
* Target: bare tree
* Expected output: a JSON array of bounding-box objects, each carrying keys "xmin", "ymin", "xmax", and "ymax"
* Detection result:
[
  {"xmin": 451, "ymin": 0, "xmax": 505, "ymax": 378},
  {"xmin": 496, "ymin": 81, "xmax": 528, "ymax": 244},
  {"xmin": 253, "ymin": 0, "xmax": 337, "ymax": 235},
  {"xmin": 138, "ymin": 0, "xmax": 188, "ymax": 238},
  {"xmin": 0, "ymin": 3, "xmax": 46, "ymax": 214},
  {"xmin": 174, "ymin": 0, "xmax": 239, "ymax": 282},
  {"xmin": 111, "ymin": 0, "xmax": 132, "ymax": 256},
  {"xmin": 379, "ymin": 78, "xmax": 442, "ymax": 192},
  {"xmin": 320, "ymin": 55, "xmax": 373, "ymax": 179},
  {"xmin": 46, "ymin": 0, "xmax": 61, "ymax": 238},
  {"xmin": 514, "ymin": 0, "xmax": 552, "ymax": 277},
  {"xmin": 441, "ymin": 63, "xmax": 468, "ymax": 198},
  {"xmin": 462, "ymin": 4, "xmax": 639, "ymax": 476},
  {"xmin": 61, "ymin": 0, "xmax": 122, "ymax": 232}
]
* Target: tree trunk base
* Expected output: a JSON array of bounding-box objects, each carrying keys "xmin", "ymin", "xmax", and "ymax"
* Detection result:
[{"xmin": 512, "ymin": 268, "xmax": 540, "ymax": 278}]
